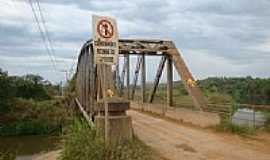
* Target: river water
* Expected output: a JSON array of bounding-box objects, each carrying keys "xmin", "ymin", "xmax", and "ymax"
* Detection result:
[{"xmin": 0, "ymin": 136, "xmax": 60, "ymax": 160}]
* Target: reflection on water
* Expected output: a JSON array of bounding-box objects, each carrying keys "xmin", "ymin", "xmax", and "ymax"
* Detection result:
[{"xmin": 0, "ymin": 135, "xmax": 60, "ymax": 160}]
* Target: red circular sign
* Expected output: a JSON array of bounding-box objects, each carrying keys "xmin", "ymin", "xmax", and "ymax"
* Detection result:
[{"xmin": 97, "ymin": 19, "xmax": 114, "ymax": 39}]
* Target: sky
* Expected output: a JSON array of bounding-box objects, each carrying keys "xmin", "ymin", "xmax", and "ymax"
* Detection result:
[{"xmin": 0, "ymin": 0, "xmax": 270, "ymax": 83}]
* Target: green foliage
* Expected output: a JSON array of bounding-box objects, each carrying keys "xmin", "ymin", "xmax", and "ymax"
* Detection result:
[
  {"xmin": 0, "ymin": 98, "xmax": 69, "ymax": 136},
  {"xmin": 65, "ymin": 75, "xmax": 76, "ymax": 94},
  {"xmin": 174, "ymin": 82, "xmax": 188, "ymax": 96},
  {"xmin": 0, "ymin": 71, "xmax": 16, "ymax": 114},
  {"xmin": 0, "ymin": 150, "xmax": 15, "ymax": 160},
  {"xmin": 262, "ymin": 111, "xmax": 270, "ymax": 132},
  {"xmin": 0, "ymin": 68, "xmax": 61, "ymax": 115},
  {"xmin": 60, "ymin": 119, "xmax": 105, "ymax": 160},
  {"xmin": 0, "ymin": 68, "xmax": 64, "ymax": 136},
  {"xmin": 199, "ymin": 77, "xmax": 270, "ymax": 104},
  {"xmin": 13, "ymin": 74, "xmax": 50, "ymax": 100},
  {"xmin": 0, "ymin": 121, "xmax": 61, "ymax": 136},
  {"xmin": 207, "ymin": 93, "xmax": 233, "ymax": 104},
  {"xmin": 215, "ymin": 120, "xmax": 256, "ymax": 135},
  {"xmin": 136, "ymin": 77, "xmax": 270, "ymax": 106},
  {"xmin": 106, "ymin": 138, "xmax": 152, "ymax": 160},
  {"xmin": 60, "ymin": 119, "xmax": 152, "ymax": 160}
]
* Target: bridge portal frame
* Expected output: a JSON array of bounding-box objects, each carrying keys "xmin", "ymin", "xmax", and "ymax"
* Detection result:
[{"xmin": 76, "ymin": 39, "xmax": 208, "ymax": 119}]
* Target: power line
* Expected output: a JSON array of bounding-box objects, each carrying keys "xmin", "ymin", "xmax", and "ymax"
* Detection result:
[
  {"xmin": 35, "ymin": 0, "xmax": 58, "ymax": 63},
  {"xmin": 31, "ymin": 0, "xmax": 78, "ymax": 82},
  {"xmin": 26, "ymin": 0, "xmax": 72, "ymax": 83},
  {"xmin": 27, "ymin": 0, "xmax": 58, "ymax": 72},
  {"xmin": 34, "ymin": 0, "xmax": 72, "ymax": 83},
  {"xmin": 68, "ymin": 48, "xmax": 80, "ymax": 79}
]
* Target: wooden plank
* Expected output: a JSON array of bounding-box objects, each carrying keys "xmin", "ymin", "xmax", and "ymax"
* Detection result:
[
  {"xmin": 119, "ymin": 58, "xmax": 126, "ymax": 96},
  {"xmin": 115, "ymin": 60, "xmax": 121, "ymax": 95},
  {"xmin": 75, "ymin": 98, "xmax": 93, "ymax": 126},
  {"xmin": 89, "ymin": 46, "xmax": 95, "ymax": 115},
  {"xmin": 101, "ymin": 65, "xmax": 109, "ymax": 146},
  {"xmin": 141, "ymin": 54, "xmax": 146, "ymax": 102},
  {"xmin": 96, "ymin": 64, "xmax": 103, "ymax": 100},
  {"xmin": 148, "ymin": 56, "xmax": 166, "ymax": 103},
  {"xmin": 167, "ymin": 56, "xmax": 173, "ymax": 106},
  {"xmin": 85, "ymin": 47, "xmax": 89, "ymax": 113},
  {"xmin": 82, "ymin": 52, "xmax": 86, "ymax": 109}
]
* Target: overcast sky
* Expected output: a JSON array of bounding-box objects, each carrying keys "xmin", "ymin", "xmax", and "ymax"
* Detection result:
[{"xmin": 0, "ymin": 0, "xmax": 270, "ymax": 83}]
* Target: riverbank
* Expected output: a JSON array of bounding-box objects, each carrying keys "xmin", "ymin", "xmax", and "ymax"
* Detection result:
[
  {"xmin": 0, "ymin": 98, "xmax": 70, "ymax": 136},
  {"xmin": 33, "ymin": 150, "xmax": 60, "ymax": 160},
  {"xmin": 0, "ymin": 135, "xmax": 61, "ymax": 160}
]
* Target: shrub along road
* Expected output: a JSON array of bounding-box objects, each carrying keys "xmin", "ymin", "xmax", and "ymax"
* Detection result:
[{"xmin": 128, "ymin": 110, "xmax": 270, "ymax": 160}]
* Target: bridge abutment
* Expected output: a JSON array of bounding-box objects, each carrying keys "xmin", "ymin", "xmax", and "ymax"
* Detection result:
[{"xmin": 95, "ymin": 98, "xmax": 133, "ymax": 145}]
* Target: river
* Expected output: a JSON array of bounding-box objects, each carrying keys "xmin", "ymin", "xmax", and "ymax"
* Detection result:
[{"xmin": 0, "ymin": 136, "xmax": 60, "ymax": 160}]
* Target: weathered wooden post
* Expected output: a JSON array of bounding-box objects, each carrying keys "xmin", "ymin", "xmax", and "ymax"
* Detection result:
[{"xmin": 92, "ymin": 15, "xmax": 133, "ymax": 146}]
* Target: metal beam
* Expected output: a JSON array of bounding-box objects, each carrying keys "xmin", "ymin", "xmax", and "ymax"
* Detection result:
[
  {"xmin": 148, "ymin": 56, "xmax": 167, "ymax": 103},
  {"xmin": 119, "ymin": 58, "xmax": 127, "ymax": 96},
  {"xmin": 141, "ymin": 54, "xmax": 146, "ymax": 102},
  {"xmin": 168, "ymin": 48, "xmax": 207, "ymax": 110},
  {"xmin": 119, "ymin": 39, "xmax": 175, "ymax": 55},
  {"xmin": 115, "ymin": 60, "xmax": 121, "ymax": 95},
  {"xmin": 126, "ymin": 54, "xmax": 130, "ymax": 99},
  {"xmin": 167, "ymin": 56, "xmax": 173, "ymax": 106},
  {"xmin": 131, "ymin": 56, "xmax": 142, "ymax": 99}
]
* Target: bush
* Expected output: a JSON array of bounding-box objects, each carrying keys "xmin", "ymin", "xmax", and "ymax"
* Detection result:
[
  {"xmin": 207, "ymin": 93, "xmax": 233, "ymax": 104},
  {"xmin": 0, "ymin": 98, "xmax": 69, "ymax": 136},
  {"xmin": 60, "ymin": 118, "xmax": 153, "ymax": 160},
  {"xmin": 215, "ymin": 120, "xmax": 256, "ymax": 135},
  {"xmin": 0, "ymin": 73, "xmax": 15, "ymax": 115},
  {"xmin": 0, "ymin": 121, "xmax": 62, "ymax": 136}
]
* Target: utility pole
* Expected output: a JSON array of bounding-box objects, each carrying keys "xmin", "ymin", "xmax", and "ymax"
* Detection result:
[
  {"xmin": 59, "ymin": 81, "xmax": 63, "ymax": 96},
  {"xmin": 60, "ymin": 70, "xmax": 69, "ymax": 83}
]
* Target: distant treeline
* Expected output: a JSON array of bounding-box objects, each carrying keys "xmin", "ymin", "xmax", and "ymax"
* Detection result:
[
  {"xmin": 198, "ymin": 77, "xmax": 270, "ymax": 105},
  {"xmin": 0, "ymin": 68, "xmax": 60, "ymax": 114}
]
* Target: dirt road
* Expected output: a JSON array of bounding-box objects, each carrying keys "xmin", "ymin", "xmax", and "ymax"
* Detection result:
[{"xmin": 128, "ymin": 110, "xmax": 270, "ymax": 160}]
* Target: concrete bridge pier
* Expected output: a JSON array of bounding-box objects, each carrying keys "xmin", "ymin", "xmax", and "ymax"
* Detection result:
[{"xmin": 95, "ymin": 98, "xmax": 133, "ymax": 146}]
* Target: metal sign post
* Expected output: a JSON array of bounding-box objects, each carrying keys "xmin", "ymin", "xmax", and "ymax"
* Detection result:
[{"xmin": 92, "ymin": 15, "xmax": 119, "ymax": 145}]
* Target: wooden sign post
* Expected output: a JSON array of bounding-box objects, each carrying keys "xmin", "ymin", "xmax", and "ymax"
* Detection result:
[{"xmin": 92, "ymin": 15, "xmax": 119, "ymax": 144}]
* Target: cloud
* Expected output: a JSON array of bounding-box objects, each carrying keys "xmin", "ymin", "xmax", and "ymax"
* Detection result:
[{"xmin": 0, "ymin": 0, "xmax": 269, "ymax": 83}]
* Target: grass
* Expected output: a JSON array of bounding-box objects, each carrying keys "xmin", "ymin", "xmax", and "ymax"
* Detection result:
[
  {"xmin": 106, "ymin": 137, "xmax": 152, "ymax": 160},
  {"xmin": 262, "ymin": 110, "xmax": 270, "ymax": 132},
  {"xmin": 60, "ymin": 118, "xmax": 153, "ymax": 160},
  {"xmin": 60, "ymin": 118, "xmax": 104, "ymax": 160},
  {"xmin": 0, "ymin": 150, "xmax": 16, "ymax": 160}
]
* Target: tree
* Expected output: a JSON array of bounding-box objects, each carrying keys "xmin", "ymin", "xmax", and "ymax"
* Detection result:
[{"xmin": 0, "ymin": 70, "xmax": 15, "ymax": 114}]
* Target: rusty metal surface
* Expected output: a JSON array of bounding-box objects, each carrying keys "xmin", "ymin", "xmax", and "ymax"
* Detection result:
[{"xmin": 75, "ymin": 39, "xmax": 208, "ymax": 118}]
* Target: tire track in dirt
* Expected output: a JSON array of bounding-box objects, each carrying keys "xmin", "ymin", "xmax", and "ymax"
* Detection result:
[{"xmin": 128, "ymin": 110, "xmax": 270, "ymax": 160}]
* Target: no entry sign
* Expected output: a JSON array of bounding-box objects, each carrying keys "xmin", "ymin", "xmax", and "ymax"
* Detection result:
[{"xmin": 92, "ymin": 15, "xmax": 119, "ymax": 65}]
